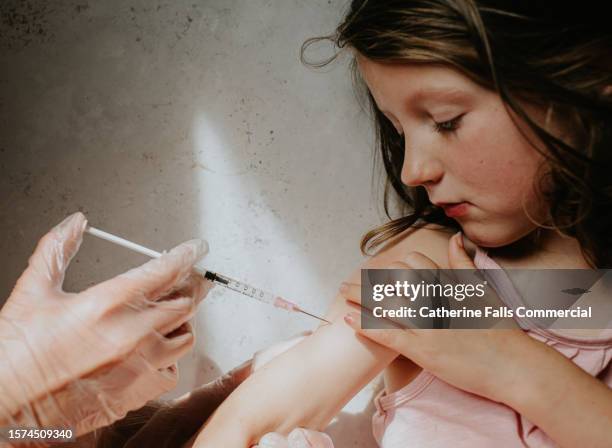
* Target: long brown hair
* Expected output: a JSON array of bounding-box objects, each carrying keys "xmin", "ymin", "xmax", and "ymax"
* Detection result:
[{"xmin": 302, "ymin": 0, "xmax": 612, "ymax": 267}]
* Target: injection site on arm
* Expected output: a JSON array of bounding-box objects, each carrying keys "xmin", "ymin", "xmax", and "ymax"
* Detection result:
[
  {"xmin": 191, "ymin": 316, "xmax": 397, "ymax": 447},
  {"xmin": 191, "ymin": 227, "xmax": 453, "ymax": 447}
]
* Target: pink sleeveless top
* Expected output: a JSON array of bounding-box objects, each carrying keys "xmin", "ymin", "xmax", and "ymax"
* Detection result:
[{"xmin": 371, "ymin": 247, "xmax": 612, "ymax": 448}]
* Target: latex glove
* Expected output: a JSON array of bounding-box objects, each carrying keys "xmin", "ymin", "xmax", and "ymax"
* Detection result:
[
  {"xmin": 256, "ymin": 428, "xmax": 334, "ymax": 448},
  {"xmin": 0, "ymin": 212, "xmax": 211, "ymax": 436},
  {"xmin": 76, "ymin": 358, "xmax": 254, "ymax": 448}
]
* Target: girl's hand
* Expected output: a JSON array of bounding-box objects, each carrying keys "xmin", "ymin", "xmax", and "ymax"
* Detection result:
[
  {"xmin": 255, "ymin": 428, "xmax": 334, "ymax": 448},
  {"xmin": 341, "ymin": 232, "xmax": 535, "ymax": 404}
]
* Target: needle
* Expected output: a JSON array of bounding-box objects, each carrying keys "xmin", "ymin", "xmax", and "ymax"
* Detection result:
[{"xmin": 85, "ymin": 226, "xmax": 330, "ymax": 324}]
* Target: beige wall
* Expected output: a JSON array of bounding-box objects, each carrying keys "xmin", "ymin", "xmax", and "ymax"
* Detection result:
[{"xmin": 0, "ymin": 1, "xmax": 383, "ymax": 444}]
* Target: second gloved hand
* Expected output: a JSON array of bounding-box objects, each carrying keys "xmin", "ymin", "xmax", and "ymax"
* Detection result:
[{"xmin": 256, "ymin": 428, "xmax": 334, "ymax": 448}]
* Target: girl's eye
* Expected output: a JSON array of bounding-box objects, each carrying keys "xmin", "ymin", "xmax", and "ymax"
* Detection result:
[{"xmin": 433, "ymin": 114, "xmax": 464, "ymax": 134}]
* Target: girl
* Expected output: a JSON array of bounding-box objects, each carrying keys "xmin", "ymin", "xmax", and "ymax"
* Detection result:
[{"xmin": 191, "ymin": 1, "xmax": 612, "ymax": 446}]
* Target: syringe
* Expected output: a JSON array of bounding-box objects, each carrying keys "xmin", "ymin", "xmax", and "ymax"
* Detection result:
[{"xmin": 85, "ymin": 226, "xmax": 330, "ymax": 324}]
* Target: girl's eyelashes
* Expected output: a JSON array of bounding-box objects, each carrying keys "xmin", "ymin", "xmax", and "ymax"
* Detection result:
[
  {"xmin": 433, "ymin": 113, "xmax": 465, "ymax": 134},
  {"xmin": 384, "ymin": 112, "xmax": 464, "ymax": 136}
]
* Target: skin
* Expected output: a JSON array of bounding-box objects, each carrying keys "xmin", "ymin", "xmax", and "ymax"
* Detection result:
[
  {"xmin": 190, "ymin": 228, "xmax": 439, "ymax": 447},
  {"xmin": 358, "ymin": 55, "xmax": 592, "ymax": 272},
  {"xmin": 356, "ymin": 55, "xmax": 552, "ymax": 249},
  {"xmin": 191, "ymin": 57, "xmax": 611, "ymax": 447}
]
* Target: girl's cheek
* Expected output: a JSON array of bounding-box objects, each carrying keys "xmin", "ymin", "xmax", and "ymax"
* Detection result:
[{"xmin": 464, "ymin": 110, "xmax": 533, "ymax": 172}]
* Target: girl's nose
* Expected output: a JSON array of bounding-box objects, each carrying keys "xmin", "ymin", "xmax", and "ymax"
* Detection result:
[{"xmin": 400, "ymin": 146, "xmax": 444, "ymax": 187}]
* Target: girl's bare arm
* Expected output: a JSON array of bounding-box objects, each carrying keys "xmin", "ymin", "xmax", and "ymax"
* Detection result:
[{"xmin": 191, "ymin": 226, "xmax": 453, "ymax": 448}]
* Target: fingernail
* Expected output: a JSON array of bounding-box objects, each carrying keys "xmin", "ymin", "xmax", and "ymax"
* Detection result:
[
  {"xmin": 173, "ymin": 239, "xmax": 208, "ymax": 261},
  {"xmin": 55, "ymin": 211, "xmax": 80, "ymax": 229},
  {"xmin": 344, "ymin": 312, "xmax": 357, "ymax": 326},
  {"xmin": 455, "ymin": 231, "xmax": 464, "ymax": 249},
  {"xmin": 339, "ymin": 282, "xmax": 348, "ymax": 294},
  {"xmin": 55, "ymin": 212, "xmax": 87, "ymax": 239},
  {"xmin": 80, "ymin": 213, "xmax": 88, "ymax": 232},
  {"xmin": 287, "ymin": 429, "xmax": 309, "ymax": 448}
]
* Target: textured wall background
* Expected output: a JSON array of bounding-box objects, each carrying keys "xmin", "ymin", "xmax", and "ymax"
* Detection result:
[{"xmin": 0, "ymin": 1, "xmax": 385, "ymax": 444}]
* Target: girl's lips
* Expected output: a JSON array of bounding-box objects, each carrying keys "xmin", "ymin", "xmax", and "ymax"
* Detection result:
[{"xmin": 440, "ymin": 202, "xmax": 470, "ymax": 217}]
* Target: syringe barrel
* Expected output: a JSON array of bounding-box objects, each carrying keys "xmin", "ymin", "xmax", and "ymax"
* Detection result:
[
  {"xmin": 223, "ymin": 277, "xmax": 276, "ymax": 305},
  {"xmin": 198, "ymin": 268, "xmax": 276, "ymax": 306},
  {"xmin": 195, "ymin": 268, "xmax": 323, "ymax": 320}
]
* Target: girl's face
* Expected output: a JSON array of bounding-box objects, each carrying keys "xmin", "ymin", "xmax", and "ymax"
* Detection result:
[{"xmin": 357, "ymin": 55, "xmax": 550, "ymax": 248}]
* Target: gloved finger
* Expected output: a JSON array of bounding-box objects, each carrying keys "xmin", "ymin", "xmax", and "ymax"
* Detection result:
[
  {"xmin": 92, "ymin": 364, "xmax": 178, "ymax": 434},
  {"xmin": 88, "ymin": 239, "xmax": 207, "ymax": 307},
  {"xmin": 125, "ymin": 358, "xmax": 255, "ymax": 448},
  {"xmin": 167, "ymin": 272, "xmax": 213, "ymax": 305},
  {"xmin": 339, "ymin": 281, "xmax": 361, "ymax": 305},
  {"xmin": 89, "ymin": 295, "xmax": 195, "ymax": 358},
  {"xmin": 33, "ymin": 358, "xmax": 178, "ymax": 437},
  {"xmin": 256, "ymin": 432, "xmax": 289, "ymax": 448},
  {"xmin": 288, "ymin": 428, "xmax": 334, "ymax": 448},
  {"xmin": 137, "ymin": 322, "xmax": 194, "ymax": 370},
  {"xmin": 19, "ymin": 212, "xmax": 87, "ymax": 292},
  {"xmin": 206, "ymin": 357, "xmax": 254, "ymax": 398},
  {"xmin": 152, "ymin": 297, "xmax": 196, "ymax": 336},
  {"xmin": 145, "ymin": 295, "xmax": 196, "ymax": 336},
  {"xmin": 107, "ymin": 360, "xmax": 178, "ymax": 408}
]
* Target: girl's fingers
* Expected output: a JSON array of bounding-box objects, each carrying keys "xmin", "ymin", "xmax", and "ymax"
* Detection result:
[
  {"xmin": 339, "ymin": 281, "xmax": 361, "ymax": 304},
  {"xmin": 447, "ymin": 232, "xmax": 484, "ymax": 288},
  {"xmin": 339, "ymin": 254, "xmax": 436, "ymax": 306},
  {"xmin": 400, "ymin": 252, "xmax": 441, "ymax": 285},
  {"xmin": 448, "ymin": 232, "xmax": 477, "ymax": 269}
]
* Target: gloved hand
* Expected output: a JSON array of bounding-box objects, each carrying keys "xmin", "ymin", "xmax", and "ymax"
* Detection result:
[
  {"xmin": 128, "ymin": 331, "xmax": 320, "ymax": 448},
  {"xmin": 0, "ymin": 212, "xmax": 211, "ymax": 437},
  {"xmin": 256, "ymin": 428, "xmax": 334, "ymax": 448},
  {"xmin": 64, "ymin": 359, "xmax": 253, "ymax": 447}
]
